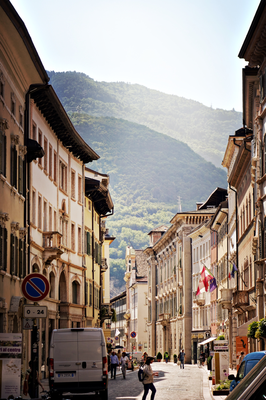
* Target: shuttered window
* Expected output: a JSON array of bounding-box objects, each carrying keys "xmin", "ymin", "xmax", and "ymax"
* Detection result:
[
  {"xmin": 0, "ymin": 227, "xmax": 7, "ymax": 271},
  {"xmin": 0, "ymin": 130, "xmax": 6, "ymax": 177}
]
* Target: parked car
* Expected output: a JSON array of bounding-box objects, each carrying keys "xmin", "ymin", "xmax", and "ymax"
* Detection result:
[
  {"xmin": 225, "ymin": 354, "xmax": 266, "ymax": 400},
  {"xmin": 49, "ymin": 328, "xmax": 108, "ymax": 400},
  {"xmin": 229, "ymin": 351, "xmax": 266, "ymax": 392}
]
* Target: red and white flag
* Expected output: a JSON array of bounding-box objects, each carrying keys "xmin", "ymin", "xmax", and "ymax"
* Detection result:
[{"xmin": 196, "ymin": 266, "xmax": 213, "ymax": 295}]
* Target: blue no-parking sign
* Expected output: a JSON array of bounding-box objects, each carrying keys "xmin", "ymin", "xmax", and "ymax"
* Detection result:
[{"xmin": 21, "ymin": 273, "xmax": 50, "ymax": 302}]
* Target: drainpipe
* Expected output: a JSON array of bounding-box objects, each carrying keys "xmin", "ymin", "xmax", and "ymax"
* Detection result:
[
  {"xmin": 229, "ymin": 185, "xmax": 238, "ymax": 290},
  {"xmin": 25, "ymin": 84, "xmax": 48, "ymax": 275}
]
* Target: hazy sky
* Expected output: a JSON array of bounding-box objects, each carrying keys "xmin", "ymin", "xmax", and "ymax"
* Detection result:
[{"xmin": 10, "ymin": 0, "xmax": 260, "ymax": 112}]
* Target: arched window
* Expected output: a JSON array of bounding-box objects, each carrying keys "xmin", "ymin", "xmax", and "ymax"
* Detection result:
[
  {"xmin": 59, "ymin": 272, "xmax": 67, "ymax": 302},
  {"xmin": 49, "ymin": 271, "xmax": 55, "ymax": 298},
  {"xmin": 72, "ymin": 281, "xmax": 80, "ymax": 304}
]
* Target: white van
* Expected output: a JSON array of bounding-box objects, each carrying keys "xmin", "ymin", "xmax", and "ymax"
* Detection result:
[{"xmin": 49, "ymin": 328, "xmax": 108, "ymax": 400}]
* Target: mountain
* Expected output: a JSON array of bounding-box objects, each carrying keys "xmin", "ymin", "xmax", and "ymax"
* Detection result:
[
  {"xmin": 48, "ymin": 71, "xmax": 242, "ymax": 168},
  {"xmin": 47, "ymin": 71, "xmax": 238, "ymax": 296}
]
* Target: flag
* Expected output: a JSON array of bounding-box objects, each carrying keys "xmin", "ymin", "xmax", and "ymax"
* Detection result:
[
  {"xmin": 209, "ymin": 277, "xmax": 217, "ymax": 292},
  {"xmin": 231, "ymin": 263, "xmax": 238, "ymax": 278},
  {"xmin": 115, "ymin": 328, "xmax": 120, "ymax": 336},
  {"xmin": 196, "ymin": 266, "xmax": 214, "ymax": 295}
]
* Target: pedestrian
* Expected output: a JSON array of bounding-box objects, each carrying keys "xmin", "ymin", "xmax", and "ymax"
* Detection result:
[
  {"xmin": 142, "ymin": 356, "xmax": 158, "ymax": 400},
  {"xmin": 237, "ymin": 351, "xmax": 245, "ymax": 371},
  {"xmin": 142, "ymin": 351, "xmax": 148, "ymax": 362},
  {"xmin": 120, "ymin": 351, "xmax": 129, "ymax": 379},
  {"xmin": 117, "ymin": 349, "xmax": 122, "ymax": 369},
  {"xmin": 23, "ymin": 360, "xmax": 44, "ymax": 398},
  {"xmin": 110, "ymin": 351, "xmax": 119, "ymax": 379},
  {"xmin": 179, "ymin": 349, "xmax": 186, "ymax": 369},
  {"xmin": 107, "ymin": 349, "xmax": 112, "ymax": 373}
]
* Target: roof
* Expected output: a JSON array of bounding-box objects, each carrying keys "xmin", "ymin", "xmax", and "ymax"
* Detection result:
[
  {"xmin": 135, "ymin": 250, "xmax": 148, "ymax": 277},
  {"xmin": 238, "ymin": 0, "xmax": 266, "ymax": 65},
  {"xmin": 31, "ymin": 85, "xmax": 99, "ymax": 163},
  {"xmin": 1, "ymin": 0, "xmax": 49, "ymax": 83},
  {"xmin": 110, "ymin": 290, "xmax": 126, "ymax": 303},
  {"xmin": 198, "ymin": 187, "xmax": 227, "ymax": 210},
  {"xmin": 147, "ymin": 225, "xmax": 168, "ymax": 236},
  {"xmin": 85, "ymin": 177, "xmax": 114, "ymax": 216}
]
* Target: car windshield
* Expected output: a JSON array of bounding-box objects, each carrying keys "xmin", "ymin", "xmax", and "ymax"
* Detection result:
[{"xmin": 226, "ymin": 356, "xmax": 266, "ymax": 400}]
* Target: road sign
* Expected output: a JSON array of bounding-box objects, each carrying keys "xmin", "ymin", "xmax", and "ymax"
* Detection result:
[
  {"xmin": 21, "ymin": 273, "xmax": 49, "ymax": 302},
  {"xmin": 130, "ymin": 331, "xmax": 136, "ymax": 338},
  {"xmin": 23, "ymin": 305, "xmax": 47, "ymax": 318},
  {"xmin": 22, "ymin": 318, "xmax": 39, "ymax": 330}
]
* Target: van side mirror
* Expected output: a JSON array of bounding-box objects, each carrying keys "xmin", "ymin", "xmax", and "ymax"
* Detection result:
[{"xmin": 228, "ymin": 374, "xmax": 235, "ymax": 380}]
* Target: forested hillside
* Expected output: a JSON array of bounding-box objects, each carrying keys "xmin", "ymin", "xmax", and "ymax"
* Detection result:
[
  {"xmin": 47, "ymin": 71, "xmax": 237, "ymax": 295},
  {"xmin": 49, "ymin": 71, "xmax": 242, "ymax": 168}
]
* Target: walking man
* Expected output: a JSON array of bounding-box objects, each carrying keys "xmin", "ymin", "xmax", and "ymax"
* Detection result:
[
  {"xmin": 179, "ymin": 349, "xmax": 185, "ymax": 369},
  {"xmin": 110, "ymin": 351, "xmax": 119, "ymax": 379}
]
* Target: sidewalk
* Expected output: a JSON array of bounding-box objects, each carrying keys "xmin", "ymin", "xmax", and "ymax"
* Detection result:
[{"xmin": 201, "ymin": 364, "xmax": 237, "ymax": 400}]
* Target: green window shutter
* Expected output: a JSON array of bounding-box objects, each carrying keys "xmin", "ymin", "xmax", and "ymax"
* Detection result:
[
  {"xmin": 18, "ymin": 157, "xmax": 23, "ymax": 195},
  {"xmin": 85, "ymin": 282, "xmax": 88, "ymax": 305},
  {"xmin": 84, "ymin": 230, "xmax": 87, "ymax": 254},
  {"xmin": 19, "ymin": 239, "xmax": 22, "ymax": 277},
  {"xmin": 87, "ymin": 231, "xmax": 91, "ymax": 255},
  {"xmin": 10, "ymin": 234, "xmax": 14, "ymax": 275}
]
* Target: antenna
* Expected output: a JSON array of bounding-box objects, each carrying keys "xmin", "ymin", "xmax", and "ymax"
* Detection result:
[{"xmin": 177, "ymin": 196, "xmax": 182, "ymax": 212}]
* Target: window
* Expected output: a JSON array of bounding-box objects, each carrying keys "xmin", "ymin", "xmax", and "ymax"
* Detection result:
[
  {"xmin": 59, "ymin": 160, "xmax": 67, "ymax": 191},
  {"xmin": 72, "ymin": 281, "xmax": 78, "ymax": 304},
  {"xmin": 32, "ymin": 122, "xmax": 37, "ymax": 141},
  {"xmin": 0, "ymin": 226, "xmax": 7, "ymax": 271},
  {"xmin": 71, "ymin": 170, "xmax": 76, "ymax": 199},
  {"xmin": 0, "ymin": 128, "xmax": 6, "ymax": 177},
  {"xmin": 19, "ymin": 106, "xmax": 23, "ymax": 127},
  {"xmin": 78, "ymin": 227, "xmax": 82, "ymax": 253},
  {"xmin": 71, "ymin": 223, "xmax": 75, "ymax": 251},
  {"xmin": 89, "ymin": 283, "xmax": 92, "ymax": 306},
  {"xmin": 38, "ymin": 195, "xmax": 42, "ymax": 229},
  {"xmin": 43, "ymin": 200, "xmax": 47, "ymax": 232},
  {"xmin": 85, "ymin": 231, "xmax": 91, "ymax": 255},
  {"xmin": 19, "ymin": 239, "xmax": 26, "ymax": 278},
  {"xmin": 49, "ymin": 206, "xmax": 52, "ymax": 231},
  {"xmin": 43, "ymin": 137, "xmax": 48, "ymax": 172},
  {"xmin": 54, "ymin": 210, "xmax": 57, "ymax": 231},
  {"xmin": 11, "ymin": 93, "xmax": 15, "ymax": 117},
  {"xmin": 10, "ymin": 233, "xmax": 18, "ymax": 276},
  {"xmin": 54, "ymin": 151, "xmax": 57, "ymax": 182},
  {"xmin": 38, "ymin": 129, "xmax": 42, "ymax": 167},
  {"xmin": 78, "ymin": 175, "xmax": 82, "ymax": 203},
  {"xmin": 49, "ymin": 144, "xmax": 53, "ymax": 178},
  {"xmin": 32, "ymin": 190, "xmax": 36, "ymax": 226},
  {"xmin": 10, "ymin": 144, "xmax": 17, "ymax": 188},
  {"xmin": 18, "ymin": 156, "xmax": 24, "ymax": 195}
]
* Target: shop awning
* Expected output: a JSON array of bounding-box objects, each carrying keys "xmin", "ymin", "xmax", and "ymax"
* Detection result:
[{"xmin": 198, "ymin": 336, "xmax": 217, "ymax": 347}]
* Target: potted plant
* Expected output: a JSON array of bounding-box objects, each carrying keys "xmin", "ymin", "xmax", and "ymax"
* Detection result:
[
  {"xmin": 247, "ymin": 321, "xmax": 258, "ymax": 339},
  {"xmin": 173, "ymin": 354, "xmax": 178, "ymax": 364},
  {"xmin": 156, "ymin": 352, "xmax": 162, "ymax": 362},
  {"xmin": 212, "ymin": 379, "xmax": 230, "ymax": 396},
  {"xmin": 255, "ymin": 318, "xmax": 266, "ymax": 340}
]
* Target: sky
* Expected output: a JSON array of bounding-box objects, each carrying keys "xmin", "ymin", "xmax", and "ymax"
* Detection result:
[{"xmin": 10, "ymin": 0, "xmax": 261, "ymax": 112}]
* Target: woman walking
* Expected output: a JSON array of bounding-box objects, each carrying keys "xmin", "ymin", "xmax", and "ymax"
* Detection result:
[
  {"xmin": 142, "ymin": 356, "xmax": 158, "ymax": 400},
  {"xmin": 120, "ymin": 352, "xmax": 129, "ymax": 379}
]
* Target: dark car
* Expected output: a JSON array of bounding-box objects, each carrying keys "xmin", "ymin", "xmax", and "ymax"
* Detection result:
[
  {"xmin": 225, "ymin": 354, "xmax": 266, "ymax": 400},
  {"xmin": 229, "ymin": 351, "xmax": 266, "ymax": 392}
]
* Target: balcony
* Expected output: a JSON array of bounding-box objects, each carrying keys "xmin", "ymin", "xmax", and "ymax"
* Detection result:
[
  {"xmin": 100, "ymin": 303, "xmax": 113, "ymax": 321},
  {"xmin": 158, "ymin": 313, "xmax": 170, "ymax": 326},
  {"xmin": 193, "ymin": 291, "xmax": 205, "ymax": 306},
  {"xmin": 219, "ymin": 288, "xmax": 233, "ymax": 309},
  {"xmin": 101, "ymin": 258, "xmax": 108, "ymax": 272},
  {"xmin": 43, "ymin": 231, "xmax": 63, "ymax": 264},
  {"xmin": 232, "ymin": 290, "xmax": 249, "ymax": 310}
]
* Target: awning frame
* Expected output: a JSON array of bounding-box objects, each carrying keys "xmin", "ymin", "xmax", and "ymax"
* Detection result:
[{"xmin": 198, "ymin": 336, "xmax": 217, "ymax": 347}]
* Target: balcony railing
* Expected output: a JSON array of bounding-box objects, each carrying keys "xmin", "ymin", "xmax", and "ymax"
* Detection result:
[
  {"xmin": 43, "ymin": 231, "xmax": 63, "ymax": 264},
  {"xmin": 193, "ymin": 292, "xmax": 205, "ymax": 306},
  {"xmin": 158, "ymin": 313, "xmax": 170, "ymax": 326},
  {"xmin": 232, "ymin": 290, "xmax": 249, "ymax": 309},
  {"xmin": 218, "ymin": 288, "xmax": 233, "ymax": 309}
]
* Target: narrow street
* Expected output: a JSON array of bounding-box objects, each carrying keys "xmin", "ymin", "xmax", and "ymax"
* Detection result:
[
  {"xmin": 108, "ymin": 363, "xmax": 211, "ymax": 400},
  {"xmin": 41, "ymin": 363, "xmax": 215, "ymax": 400}
]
